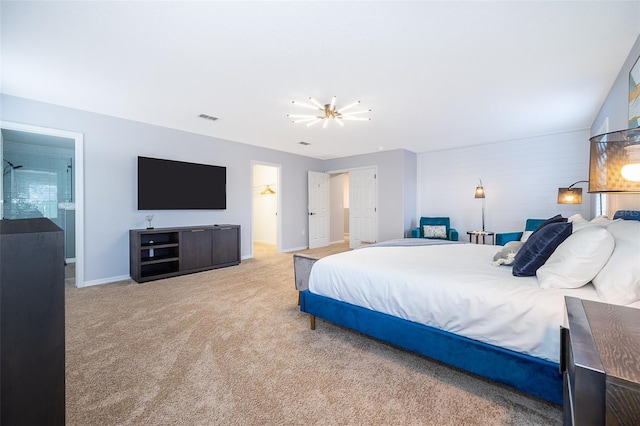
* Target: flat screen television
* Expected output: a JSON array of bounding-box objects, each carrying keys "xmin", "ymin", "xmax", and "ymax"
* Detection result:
[{"xmin": 137, "ymin": 156, "xmax": 226, "ymax": 210}]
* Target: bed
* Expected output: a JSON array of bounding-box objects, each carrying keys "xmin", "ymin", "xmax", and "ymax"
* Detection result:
[{"xmin": 297, "ymin": 211, "xmax": 640, "ymax": 404}]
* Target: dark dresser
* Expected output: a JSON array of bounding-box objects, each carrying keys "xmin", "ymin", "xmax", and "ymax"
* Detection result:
[
  {"xmin": 0, "ymin": 218, "xmax": 66, "ymax": 425},
  {"xmin": 561, "ymin": 296, "xmax": 640, "ymax": 425}
]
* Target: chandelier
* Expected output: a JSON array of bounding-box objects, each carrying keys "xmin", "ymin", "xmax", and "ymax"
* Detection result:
[{"xmin": 287, "ymin": 96, "xmax": 371, "ymax": 128}]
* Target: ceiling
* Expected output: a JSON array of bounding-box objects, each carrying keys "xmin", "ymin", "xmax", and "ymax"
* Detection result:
[{"xmin": 2, "ymin": 1, "xmax": 639, "ymax": 159}]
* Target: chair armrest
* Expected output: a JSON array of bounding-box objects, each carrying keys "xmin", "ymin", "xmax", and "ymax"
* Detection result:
[
  {"xmin": 495, "ymin": 232, "xmax": 523, "ymax": 246},
  {"xmin": 410, "ymin": 227, "xmax": 421, "ymax": 238},
  {"xmin": 449, "ymin": 228, "xmax": 459, "ymax": 241}
]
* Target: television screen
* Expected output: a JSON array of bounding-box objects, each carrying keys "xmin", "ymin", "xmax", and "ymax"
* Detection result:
[{"xmin": 138, "ymin": 156, "xmax": 226, "ymax": 210}]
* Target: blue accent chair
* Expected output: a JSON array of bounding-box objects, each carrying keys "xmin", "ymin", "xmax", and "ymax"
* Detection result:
[
  {"xmin": 495, "ymin": 218, "xmax": 546, "ymax": 246},
  {"xmin": 410, "ymin": 217, "xmax": 459, "ymax": 241}
]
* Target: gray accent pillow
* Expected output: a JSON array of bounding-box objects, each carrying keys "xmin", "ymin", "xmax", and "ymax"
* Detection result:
[{"xmin": 492, "ymin": 241, "xmax": 525, "ymax": 266}]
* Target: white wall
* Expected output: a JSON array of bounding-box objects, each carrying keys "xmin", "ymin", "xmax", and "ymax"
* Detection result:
[
  {"xmin": 417, "ymin": 130, "xmax": 592, "ymax": 237},
  {"xmin": 252, "ymin": 164, "xmax": 277, "ymax": 245},
  {"xmin": 592, "ymin": 34, "xmax": 640, "ymax": 213}
]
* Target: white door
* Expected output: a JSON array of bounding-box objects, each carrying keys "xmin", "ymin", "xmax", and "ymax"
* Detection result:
[
  {"xmin": 308, "ymin": 171, "xmax": 330, "ymax": 249},
  {"xmin": 349, "ymin": 168, "xmax": 377, "ymax": 249}
]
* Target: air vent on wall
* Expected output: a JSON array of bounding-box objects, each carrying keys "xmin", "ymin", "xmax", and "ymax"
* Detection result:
[{"xmin": 199, "ymin": 114, "xmax": 219, "ymax": 121}]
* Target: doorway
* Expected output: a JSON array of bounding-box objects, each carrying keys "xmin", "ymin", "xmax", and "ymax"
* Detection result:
[
  {"xmin": 309, "ymin": 166, "xmax": 377, "ymax": 250},
  {"xmin": 329, "ymin": 172, "xmax": 349, "ymax": 246},
  {"xmin": 0, "ymin": 121, "xmax": 84, "ymax": 287},
  {"xmin": 251, "ymin": 162, "xmax": 281, "ymax": 258}
]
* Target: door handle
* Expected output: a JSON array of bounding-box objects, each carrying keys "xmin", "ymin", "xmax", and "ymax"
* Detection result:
[{"xmin": 309, "ymin": 212, "xmax": 316, "ymax": 216}]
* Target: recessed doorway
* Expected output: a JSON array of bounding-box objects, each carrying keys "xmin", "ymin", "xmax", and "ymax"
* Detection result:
[
  {"xmin": 251, "ymin": 162, "xmax": 281, "ymax": 258},
  {"xmin": 0, "ymin": 121, "xmax": 84, "ymax": 287}
]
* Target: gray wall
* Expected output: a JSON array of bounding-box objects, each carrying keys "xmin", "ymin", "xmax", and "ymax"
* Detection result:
[
  {"xmin": 1, "ymin": 94, "xmax": 324, "ymax": 285},
  {"xmin": 402, "ymin": 149, "xmax": 417, "ymax": 235},
  {"xmin": 591, "ymin": 34, "xmax": 640, "ymax": 213},
  {"xmin": 325, "ymin": 149, "xmax": 417, "ymax": 243},
  {"xmin": 592, "ymin": 35, "xmax": 640, "ymax": 134}
]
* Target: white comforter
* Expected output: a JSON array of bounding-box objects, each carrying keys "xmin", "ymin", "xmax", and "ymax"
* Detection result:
[{"xmin": 308, "ymin": 243, "xmax": 628, "ymax": 363}]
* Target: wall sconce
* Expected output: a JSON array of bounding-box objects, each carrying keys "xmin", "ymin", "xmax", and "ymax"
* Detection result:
[
  {"xmin": 589, "ymin": 128, "xmax": 640, "ymax": 192},
  {"xmin": 557, "ymin": 180, "xmax": 588, "ymax": 204},
  {"xmin": 474, "ymin": 179, "xmax": 486, "ymax": 231}
]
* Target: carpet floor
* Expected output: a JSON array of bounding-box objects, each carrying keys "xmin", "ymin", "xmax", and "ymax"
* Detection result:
[{"xmin": 65, "ymin": 242, "xmax": 562, "ymax": 425}]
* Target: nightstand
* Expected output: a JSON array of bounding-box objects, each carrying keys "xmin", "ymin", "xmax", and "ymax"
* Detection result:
[
  {"xmin": 561, "ymin": 297, "xmax": 640, "ymax": 425},
  {"xmin": 467, "ymin": 230, "xmax": 495, "ymax": 244}
]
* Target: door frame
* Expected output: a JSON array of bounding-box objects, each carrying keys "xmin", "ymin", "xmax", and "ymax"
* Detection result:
[
  {"xmin": 0, "ymin": 121, "xmax": 85, "ymax": 287},
  {"xmin": 250, "ymin": 161, "xmax": 282, "ymax": 256},
  {"xmin": 326, "ymin": 165, "xmax": 378, "ymax": 248},
  {"xmin": 307, "ymin": 170, "xmax": 331, "ymax": 249}
]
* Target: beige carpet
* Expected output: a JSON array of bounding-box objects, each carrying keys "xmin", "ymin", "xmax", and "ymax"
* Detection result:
[{"xmin": 65, "ymin": 242, "xmax": 561, "ymax": 425}]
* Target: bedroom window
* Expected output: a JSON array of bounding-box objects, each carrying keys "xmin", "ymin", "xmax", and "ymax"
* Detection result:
[{"xmin": 596, "ymin": 193, "xmax": 607, "ymax": 217}]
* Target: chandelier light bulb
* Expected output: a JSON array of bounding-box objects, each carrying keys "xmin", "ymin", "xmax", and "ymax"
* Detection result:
[
  {"xmin": 292, "ymin": 100, "xmax": 321, "ymax": 111},
  {"xmin": 308, "ymin": 97, "xmax": 325, "ymax": 110},
  {"xmin": 340, "ymin": 100, "xmax": 361, "ymax": 113}
]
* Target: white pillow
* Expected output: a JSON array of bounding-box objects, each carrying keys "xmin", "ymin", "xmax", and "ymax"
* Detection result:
[
  {"xmin": 568, "ymin": 214, "xmax": 590, "ymax": 232},
  {"xmin": 592, "ymin": 220, "xmax": 640, "ymax": 305},
  {"xmin": 520, "ymin": 230, "xmax": 533, "ymax": 242},
  {"xmin": 569, "ymin": 214, "xmax": 621, "ymax": 232},
  {"xmin": 537, "ymin": 226, "xmax": 614, "ymax": 289},
  {"xmin": 423, "ymin": 225, "xmax": 447, "ymax": 239}
]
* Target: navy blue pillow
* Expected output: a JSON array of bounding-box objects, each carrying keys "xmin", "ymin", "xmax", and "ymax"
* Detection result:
[
  {"xmin": 531, "ymin": 214, "xmax": 567, "ymax": 237},
  {"xmin": 512, "ymin": 221, "xmax": 572, "ymax": 277}
]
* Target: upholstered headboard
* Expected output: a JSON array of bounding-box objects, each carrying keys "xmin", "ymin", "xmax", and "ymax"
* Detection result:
[{"xmin": 613, "ymin": 210, "xmax": 640, "ymax": 221}]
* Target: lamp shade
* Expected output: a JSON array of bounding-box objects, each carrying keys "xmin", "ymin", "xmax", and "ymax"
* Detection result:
[
  {"xmin": 557, "ymin": 188, "xmax": 582, "ymax": 204},
  {"xmin": 474, "ymin": 180, "xmax": 485, "ymax": 198},
  {"xmin": 589, "ymin": 128, "xmax": 640, "ymax": 192}
]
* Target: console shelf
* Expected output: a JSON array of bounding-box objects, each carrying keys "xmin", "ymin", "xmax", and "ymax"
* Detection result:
[{"xmin": 130, "ymin": 225, "xmax": 240, "ymax": 283}]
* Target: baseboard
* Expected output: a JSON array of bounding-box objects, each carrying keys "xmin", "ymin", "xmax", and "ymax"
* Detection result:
[
  {"xmin": 79, "ymin": 274, "xmax": 131, "ymax": 288},
  {"xmin": 281, "ymin": 246, "xmax": 309, "ymax": 253}
]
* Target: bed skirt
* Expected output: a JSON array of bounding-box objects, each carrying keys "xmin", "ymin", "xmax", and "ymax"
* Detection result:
[{"xmin": 299, "ymin": 289, "xmax": 562, "ymax": 405}]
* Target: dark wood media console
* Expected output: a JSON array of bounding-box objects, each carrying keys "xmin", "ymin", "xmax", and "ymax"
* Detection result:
[{"xmin": 130, "ymin": 224, "xmax": 240, "ymax": 283}]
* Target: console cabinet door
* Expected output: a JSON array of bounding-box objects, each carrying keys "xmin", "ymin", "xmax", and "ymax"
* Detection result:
[
  {"xmin": 212, "ymin": 226, "xmax": 240, "ymax": 265},
  {"xmin": 180, "ymin": 229, "xmax": 213, "ymax": 271}
]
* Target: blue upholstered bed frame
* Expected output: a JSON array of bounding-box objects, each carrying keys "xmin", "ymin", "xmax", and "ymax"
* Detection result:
[
  {"xmin": 299, "ymin": 210, "xmax": 640, "ymax": 405},
  {"xmin": 300, "ymin": 290, "xmax": 562, "ymax": 404}
]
